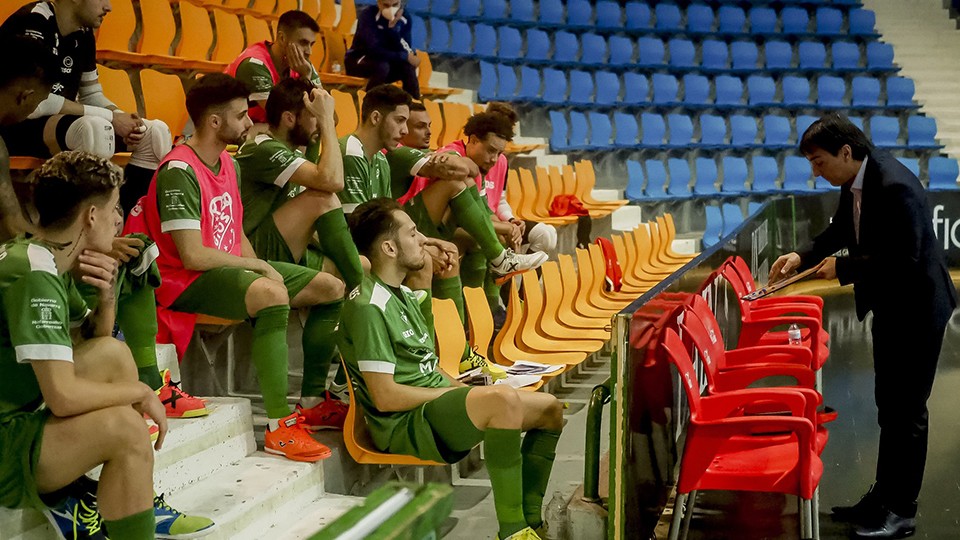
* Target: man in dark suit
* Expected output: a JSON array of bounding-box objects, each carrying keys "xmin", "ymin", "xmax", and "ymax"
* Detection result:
[{"xmin": 770, "ymin": 114, "xmax": 957, "ymax": 539}]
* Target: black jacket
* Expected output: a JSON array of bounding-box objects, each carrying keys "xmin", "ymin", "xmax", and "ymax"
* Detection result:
[{"xmin": 798, "ymin": 149, "xmax": 957, "ymax": 324}]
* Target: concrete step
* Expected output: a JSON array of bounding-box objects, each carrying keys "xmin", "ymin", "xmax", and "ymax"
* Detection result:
[{"xmin": 278, "ymin": 495, "xmax": 364, "ymax": 539}]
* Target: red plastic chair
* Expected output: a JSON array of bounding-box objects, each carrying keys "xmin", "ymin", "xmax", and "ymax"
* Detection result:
[
  {"xmin": 660, "ymin": 328, "xmax": 823, "ymax": 540},
  {"xmin": 726, "ymin": 256, "xmax": 825, "ymax": 312}
]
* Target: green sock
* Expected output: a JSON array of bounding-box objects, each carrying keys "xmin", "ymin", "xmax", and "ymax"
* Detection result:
[
  {"xmin": 460, "ymin": 251, "xmax": 487, "ymax": 288},
  {"xmin": 484, "ymin": 428, "xmax": 527, "ymax": 538},
  {"xmin": 315, "ymin": 208, "xmax": 364, "ymax": 290},
  {"xmin": 300, "ymin": 300, "xmax": 342, "ymax": 398},
  {"xmin": 450, "ymin": 186, "xmax": 504, "ymax": 261},
  {"xmin": 252, "ymin": 305, "xmax": 292, "ymax": 419},
  {"xmin": 483, "ymin": 271, "xmax": 502, "ymax": 313},
  {"xmin": 117, "ymin": 285, "xmax": 163, "ymax": 390},
  {"xmin": 521, "ymin": 429, "xmax": 561, "ymax": 528},
  {"xmin": 432, "ymin": 276, "xmax": 465, "ymax": 325},
  {"xmin": 103, "ymin": 508, "xmax": 154, "ymax": 540}
]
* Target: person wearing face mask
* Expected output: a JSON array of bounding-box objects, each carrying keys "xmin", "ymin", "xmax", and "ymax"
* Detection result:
[{"xmin": 345, "ymin": 0, "xmax": 422, "ymax": 99}]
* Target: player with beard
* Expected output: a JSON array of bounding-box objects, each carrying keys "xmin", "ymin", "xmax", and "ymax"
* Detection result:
[{"xmin": 134, "ymin": 74, "xmax": 341, "ymax": 461}]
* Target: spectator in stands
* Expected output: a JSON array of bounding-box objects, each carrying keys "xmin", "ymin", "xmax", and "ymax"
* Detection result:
[
  {"xmin": 0, "ymin": 0, "xmax": 173, "ymax": 216},
  {"xmin": 345, "ymin": 0, "xmax": 421, "ymax": 99},
  {"xmin": 134, "ymin": 73, "xmax": 346, "ymax": 457},
  {"xmin": 226, "ymin": 10, "xmax": 322, "ymax": 131},
  {"xmin": 234, "ymin": 78, "xmax": 359, "ymax": 421},
  {"xmin": 0, "ymin": 35, "xmax": 54, "ymax": 241},
  {"xmin": 341, "ymin": 198, "xmax": 563, "ymax": 540},
  {"xmin": 0, "ymin": 151, "xmax": 212, "ymax": 540}
]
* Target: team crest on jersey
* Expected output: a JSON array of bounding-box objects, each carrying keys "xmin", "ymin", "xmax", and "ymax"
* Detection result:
[
  {"xmin": 208, "ymin": 193, "xmax": 237, "ymax": 250},
  {"xmin": 130, "ymin": 201, "xmax": 142, "ymax": 217},
  {"xmin": 62, "ymin": 56, "xmax": 73, "ymax": 73}
]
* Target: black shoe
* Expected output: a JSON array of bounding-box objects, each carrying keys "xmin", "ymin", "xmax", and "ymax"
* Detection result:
[
  {"xmin": 854, "ymin": 509, "xmax": 916, "ymax": 539},
  {"xmin": 832, "ymin": 484, "xmax": 883, "ymax": 523}
]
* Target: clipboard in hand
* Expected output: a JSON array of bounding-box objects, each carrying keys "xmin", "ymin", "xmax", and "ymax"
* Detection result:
[{"xmin": 741, "ymin": 261, "xmax": 824, "ymax": 301}]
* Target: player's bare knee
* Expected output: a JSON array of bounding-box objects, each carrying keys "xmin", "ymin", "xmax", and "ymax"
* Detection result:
[
  {"xmin": 487, "ymin": 385, "xmax": 523, "ymax": 418},
  {"xmin": 102, "ymin": 407, "xmax": 154, "ymax": 460},
  {"xmin": 543, "ymin": 396, "xmax": 564, "ymax": 431},
  {"xmin": 87, "ymin": 337, "xmax": 138, "ymax": 382},
  {"xmin": 246, "ymin": 279, "xmax": 289, "ymax": 314},
  {"xmin": 302, "ymin": 272, "xmax": 345, "ymax": 304}
]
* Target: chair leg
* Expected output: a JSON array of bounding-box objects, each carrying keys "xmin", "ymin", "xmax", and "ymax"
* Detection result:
[
  {"xmin": 668, "ymin": 493, "xmax": 687, "ymax": 540},
  {"xmin": 812, "ymin": 488, "xmax": 821, "ymax": 540},
  {"xmin": 815, "ymin": 369, "xmax": 822, "ymax": 393},
  {"xmin": 800, "ymin": 498, "xmax": 813, "ymax": 540},
  {"xmin": 680, "ymin": 490, "xmax": 696, "ymax": 540}
]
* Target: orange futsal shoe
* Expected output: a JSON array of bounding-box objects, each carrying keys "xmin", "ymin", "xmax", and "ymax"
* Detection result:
[
  {"xmin": 264, "ymin": 413, "xmax": 332, "ymax": 462},
  {"xmin": 158, "ymin": 370, "xmax": 209, "ymax": 418},
  {"xmin": 295, "ymin": 392, "xmax": 348, "ymax": 431}
]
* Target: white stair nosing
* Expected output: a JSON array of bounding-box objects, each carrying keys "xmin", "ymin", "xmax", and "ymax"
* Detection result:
[{"xmin": 276, "ymin": 495, "xmax": 364, "ymax": 540}]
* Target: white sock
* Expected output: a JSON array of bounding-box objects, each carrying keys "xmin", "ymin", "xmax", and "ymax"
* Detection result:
[
  {"xmin": 299, "ymin": 396, "xmax": 324, "ymax": 409},
  {"xmin": 267, "ymin": 418, "xmax": 281, "ymax": 431},
  {"xmin": 491, "ymin": 250, "xmax": 507, "ymax": 266}
]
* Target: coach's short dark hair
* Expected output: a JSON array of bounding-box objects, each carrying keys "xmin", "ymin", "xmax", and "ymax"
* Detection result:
[
  {"xmin": 348, "ymin": 198, "xmax": 404, "ymax": 258},
  {"xmin": 360, "ymin": 85, "xmax": 412, "ymax": 123},
  {"xmin": 277, "ymin": 10, "xmax": 320, "ymax": 35},
  {"xmin": 800, "ymin": 113, "xmax": 873, "ymax": 161},
  {"xmin": 185, "ymin": 73, "xmax": 250, "ymax": 124},
  {"xmin": 0, "ymin": 36, "xmax": 56, "ymax": 89},
  {"xmin": 266, "ymin": 78, "xmax": 313, "ymax": 127},
  {"xmin": 463, "ymin": 104, "xmax": 516, "ymax": 142},
  {"xmin": 34, "ymin": 151, "xmax": 123, "ymax": 229}
]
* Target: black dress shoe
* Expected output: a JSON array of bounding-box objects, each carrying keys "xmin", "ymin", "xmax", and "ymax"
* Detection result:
[
  {"xmin": 854, "ymin": 509, "xmax": 916, "ymax": 539},
  {"xmin": 832, "ymin": 485, "xmax": 882, "ymax": 523}
]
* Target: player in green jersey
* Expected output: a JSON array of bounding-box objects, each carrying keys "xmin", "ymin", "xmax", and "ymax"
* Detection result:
[{"xmin": 341, "ymin": 198, "xmax": 563, "ymax": 540}]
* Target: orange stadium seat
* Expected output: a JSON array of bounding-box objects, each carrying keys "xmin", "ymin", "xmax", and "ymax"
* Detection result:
[
  {"xmin": 139, "ymin": 70, "xmax": 189, "ymax": 138},
  {"xmin": 495, "ymin": 278, "xmax": 584, "ymax": 366},
  {"xmin": 432, "ymin": 297, "xmax": 467, "ymax": 379},
  {"xmin": 422, "ymin": 98, "xmax": 444, "ymax": 150},
  {"xmin": 0, "ymin": 1, "xmax": 30, "ymax": 24},
  {"xmin": 587, "ymin": 244, "xmax": 641, "ymax": 303},
  {"xmin": 212, "ymin": 8, "xmax": 246, "ymax": 63},
  {"xmin": 661, "ymin": 214, "xmax": 699, "ymax": 260},
  {"xmin": 438, "ymin": 101, "xmax": 470, "ymax": 147},
  {"xmin": 518, "ymin": 270, "xmax": 606, "ymax": 353},
  {"xmin": 518, "ymin": 168, "xmax": 575, "ymax": 224},
  {"xmin": 463, "ymin": 286, "xmax": 494, "ymax": 358},
  {"xmin": 176, "ymin": 1, "xmax": 220, "ymax": 67},
  {"xmin": 244, "ymin": 14, "xmax": 274, "ymax": 45},
  {"xmin": 95, "ymin": 0, "xmax": 137, "ymax": 62},
  {"xmin": 331, "ymin": 89, "xmax": 359, "ymax": 137},
  {"xmin": 318, "ymin": 28, "xmax": 366, "ymax": 86},
  {"xmin": 612, "ymin": 234, "xmax": 658, "ymax": 294},
  {"xmin": 575, "ymin": 248, "xmax": 632, "ymax": 311},
  {"xmin": 316, "ymin": 0, "xmax": 336, "ymax": 28},
  {"xmin": 504, "ymin": 171, "xmax": 525, "ymax": 218},
  {"xmin": 541, "ymin": 261, "xmax": 610, "ymax": 332},
  {"xmin": 248, "ymin": 0, "xmax": 277, "ymax": 18},
  {"xmin": 335, "ymin": 0, "xmax": 357, "ymax": 36},
  {"xmin": 573, "ymin": 160, "xmax": 629, "ymax": 211},
  {"xmin": 97, "ymin": 65, "xmax": 139, "ymax": 115},
  {"xmin": 276, "ymin": 0, "xmax": 298, "ymax": 15}
]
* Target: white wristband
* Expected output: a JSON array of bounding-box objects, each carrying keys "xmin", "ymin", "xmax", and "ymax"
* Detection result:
[{"xmin": 83, "ymin": 105, "xmax": 114, "ymax": 121}]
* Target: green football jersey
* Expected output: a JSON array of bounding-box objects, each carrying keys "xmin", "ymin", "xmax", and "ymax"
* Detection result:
[
  {"xmin": 0, "ymin": 239, "xmax": 76, "ymax": 416},
  {"xmin": 338, "ymin": 273, "xmax": 447, "ymax": 448},
  {"xmin": 385, "ymin": 146, "xmax": 430, "ymax": 199},
  {"xmin": 234, "ymin": 57, "xmax": 322, "ymax": 102},
  {"xmin": 338, "ymin": 135, "xmax": 391, "ymax": 213},
  {"xmin": 235, "ymin": 133, "xmax": 308, "ymax": 235}
]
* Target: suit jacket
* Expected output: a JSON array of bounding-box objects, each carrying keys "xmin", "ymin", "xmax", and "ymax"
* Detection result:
[{"xmin": 798, "ymin": 149, "xmax": 958, "ymax": 323}]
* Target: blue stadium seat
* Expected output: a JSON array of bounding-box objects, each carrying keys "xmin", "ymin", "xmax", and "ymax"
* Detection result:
[
  {"xmin": 848, "ymin": 116, "xmax": 865, "ymax": 131},
  {"xmin": 526, "ymin": 30, "xmax": 551, "ymax": 63},
  {"xmin": 406, "ymin": 0, "xmax": 428, "ymax": 12},
  {"xmin": 748, "ymin": 7, "xmax": 778, "ymax": 34},
  {"xmin": 641, "ymin": 113, "xmax": 666, "ymax": 146},
  {"xmin": 886, "ymin": 77, "xmax": 916, "ymax": 108},
  {"xmin": 765, "ymin": 41, "xmax": 793, "ymax": 71},
  {"xmin": 569, "ymin": 111, "xmax": 590, "ymax": 150},
  {"xmin": 596, "ymin": 1, "xmax": 623, "ymax": 30},
  {"xmin": 510, "ymin": 0, "xmax": 536, "ymax": 25},
  {"xmin": 431, "ymin": 0, "xmax": 454, "ymax": 17},
  {"xmin": 609, "ymin": 35, "xmax": 634, "ymax": 67},
  {"xmin": 817, "ymin": 76, "xmax": 846, "ymax": 108},
  {"xmin": 797, "ymin": 115, "xmax": 818, "ymax": 137},
  {"xmin": 721, "ymin": 156, "xmax": 748, "ymax": 193},
  {"xmin": 652, "ymin": 73, "xmax": 680, "ymax": 105},
  {"xmin": 717, "ymin": 6, "xmax": 746, "ymax": 34},
  {"xmin": 581, "ymin": 33, "xmax": 608, "ymax": 65},
  {"xmin": 411, "ymin": 16, "xmax": 428, "ymax": 50},
  {"xmin": 595, "ymin": 71, "xmax": 621, "ymax": 106},
  {"xmin": 700, "ymin": 115, "xmax": 727, "ymax": 148},
  {"xmin": 457, "ymin": 0, "xmax": 480, "ymax": 19},
  {"xmin": 703, "ymin": 205, "xmax": 722, "ymax": 248},
  {"xmin": 751, "ymin": 156, "xmax": 779, "ymax": 193},
  {"xmin": 553, "ymin": 32, "xmax": 580, "ymax": 65},
  {"xmin": 701, "ymin": 40, "xmax": 729, "ymax": 72},
  {"xmin": 715, "ymin": 76, "xmax": 744, "ymax": 108},
  {"xmin": 428, "ymin": 18, "xmax": 450, "ymax": 53},
  {"xmin": 518, "ymin": 66, "xmax": 542, "ymax": 102},
  {"xmin": 763, "ymin": 115, "xmax": 791, "ymax": 148},
  {"xmin": 667, "ymin": 114, "xmax": 694, "ymax": 147},
  {"xmin": 614, "ymin": 112, "xmax": 639, "ymax": 147},
  {"xmin": 687, "ymin": 4, "xmax": 714, "ymax": 34},
  {"xmin": 669, "ymin": 39, "xmax": 696, "ymax": 69},
  {"xmin": 782, "ymin": 7, "xmax": 810, "ymax": 35},
  {"xmin": 908, "ymin": 116, "xmax": 940, "ymax": 149},
  {"xmin": 549, "ymin": 110, "xmax": 568, "ymax": 150},
  {"xmin": 541, "ymin": 68, "xmax": 567, "ymax": 105},
  {"xmin": 748, "ymin": 202, "xmax": 764, "ymax": 215},
  {"xmin": 625, "ymin": 160, "xmax": 645, "ymax": 201},
  {"xmin": 496, "ymin": 64, "xmax": 518, "ymax": 99},
  {"xmin": 849, "ymin": 8, "xmax": 877, "ymax": 36},
  {"xmin": 624, "ymin": 2, "xmax": 652, "ymax": 31},
  {"xmin": 623, "ymin": 72, "xmax": 649, "ymax": 104},
  {"xmin": 851, "ymin": 77, "xmax": 880, "ymax": 109},
  {"xmin": 747, "ymin": 76, "xmax": 776, "ymax": 106},
  {"xmin": 897, "ymin": 157, "xmax": 920, "ymax": 177},
  {"xmin": 655, "ymin": 4, "xmax": 682, "ymax": 31},
  {"xmin": 481, "ymin": 0, "xmax": 507, "ymax": 22},
  {"xmin": 694, "ymin": 158, "xmax": 719, "ymax": 195},
  {"xmin": 815, "ymin": 7, "xmax": 843, "ymax": 35},
  {"xmin": 928, "ymin": 157, "xmax": 960, "ymax": 190},
  {"xmin": 730, "ymin": 115, "xmax": 758, "ymax": 147},
  {"xmin": 866, "ymin": 42, "xmax": 896, "ymax": 71},
  {"xmin": 784, "ymin": 156, "xmax": 815, "ymax": 192},
  {"xmin": 798, "ymin": 41, "xmax": 827, "ymax": 71},
  {"xmin": 568, "ymin": 70, "xmax": 594, "ymax": 106},
  {"xmin": 493, "ymin": 26, "xmax": 518, "ymax": 60},
  {"xmin": 448, "ymin": 21, "xmax": 473, "ymax": 56},
  {"xmin": 478, "ymin": 61, "xmax": 497, "ymax": 102},
  {"xmin": 645, "ymin": 160, "xmax": 671, "ymax": 199},
  {"xmin": 731, "ymin": 41, "xmax": 759, "ymax": 72},
  {"xmin": 566, "ymin": 0, "xmax": 593, "ymax": 29},
  {"xmin": 683, "ymin": 74, "xmax": 710, "ymax": 107},
  {"xmin": 637, "ymin": 37, "xmax": 665, "ymax": 67},
  {"xmin": 869, "ymin": 116, "xmax": 900, "ymax": 147},
  {"xmin": 832, "ymin": 42, "xmax": 860, "ymax": 71},
  {"xmin": 783, "ymin": 76, "xmax": 812, "ymax": 107},
  {"xmin": 539, "ymin": 0, "xmax": 564, "ymax": 26},
  {"xmin": 589, "ymin": 112, "xmax": 613, "ymax": 148},
  {"xmin": 721, "ymin": 204, "xmax": 744, "ymax": 236},
  {"xmin": 814, "ymin": 176, "xmax": 838, "ymax": 191},
  {"xmin": 668, "ymin": 158, "xmax": 693, "ymax": 197}
]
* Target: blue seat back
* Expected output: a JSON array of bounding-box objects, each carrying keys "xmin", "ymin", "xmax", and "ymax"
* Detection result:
[
  {"xmin": 815, "ymin": 7, "xmax": 843, "ymax": 35},
  {"xmin": 588, "ymin": 112, "xmax": 612, "ymax": 146},
  {"xmin": 526, "ymin": 30, "xmax": 551, "ymax": 62},
  {"xmin": 908, "ymin": 116, "xmax": 938, "ymax": 147},
  {"xmin": 747, "ymin": 76, "xmax": 775, "ymax": 105},
  {"xmin": 897, "ymin": 157, "xmax": 920, "ymax": 177},
  {"xmin": 730, "ymin": 115, "xmax": 757, "ymax": 146},
  {"xmin": 669, "ymin": 39, "xmax": 696, "ymax": 68},
  {"xmin": 717, "ymin": 6, "xmax": 745, "ymax": 33},
  {"xmin": 482, "ymin": 0, "xmax": 507, "ymax": 21},
  {"xmin": 448, "ymin": 21, "xmax": 473, "ymax": 55},
  {"xmin": 763, "ymin": 115, "xmax": 791, "ymax": 147},
  {"xmin": 518, "ymin": 66, "xmax": 542, "ymax": 100},
  {"xmin": 568, "ymin": 70, "xmax": 594, "ymax": 105},
  {"xmin": 782, "ymin": 7, "xmax": 810, "ymax": 34},
  {"xmin": 870, "ymin": 116, "xmax": 900, "ymax": 147},
  {"xmin": 751, "ymin": 156, "xmax": 779, "ymax": 192},
  {"xmin": 715, "ymin": 76, "xmax": 744, "ymax": 106},
  {"xmin": 848, "ymin": 116, "xmax": 865, "ymax": 131},
  {"xmin": 832, "ymin": 42, "xmax": 860, "ymax": 71},
  {"xmin": 731, "ymin": 41, "xmax": 759, "ymax": 71},
  {"xmin": 641, "ymin": 113, "xmax": 665, "ymax": 146},
  {"xmin": 721, "ymin": 156, "xmax": 748, "ymax": 193},
  {"xmin": 478, "ymin": 61, "xmax": 497, "ymax": 101},
  {"xmin": 567, "ymin": 0, "xmax": 593, "ymax": 27},
  {"xmin": 700, "ymin": 115, "xmax": 727, "ymax": 147},
  {"xmin": 614, "ymin": 113, "xmax": 639, "ymax": 146},
  {"xmin": 549, "ymin": 110, "xmax": 568, "ymax": 149},
  {"xmin": 496, "ymin": 63, "xmax": 518, "ymax": 98},
  {"xmin": 458, "ymin": 0, "xmax": 480, "ymax": 19},
  {"xmin": 667, "ymin": 158, "xmax": 692, "ymax": 196},
  {"xmin": 569, "ymin": 111, "xmax": 590, "ymax": 148},
  {"xmin": 797, "ymin": 115, "xmax": 818, "ymax": 136},
  {"xmin": 655, "ymin": 4, "xmax": 682, "ymax": 30},
  {"xmin": 645, "ymin": 160, "xmax": 669, "ymax": 199},
  {"xmin": 539, "ymin": 0, "xmax": 564, "ymax": 26},
  {"xmin": 784, "ymin": 156, "xmax": 814, "ymax": 191},
  {"xmin": 701, "ymin": 40, "xmax": 729, "ymax": 70},
  {"xmin": 595, "ymin": 71, "xmax": 621, "ymax": 105},
  {"xmin": 431, "ymin": 0, "xmax": 454, "ymax": 17},
  {"xmin": 703, "ymin": 205, "xmax": 722, "ymax": 248},
  {"xmin": 652, "ymin": 73, "xmax": 679, "ymax": 105},
  {"xmin": 511, "ymin": 0, "xmax": 535, "ymax": 24},
  {"xmin": 783, "ymin": 76, "xmax": 811, "ymax": 106},
  {"xmin": 748, "ymin": 7, "xmax": 777, "ymax": 34},
  {"xmin": 623, "ymin": 72, "xmax": 649, "ymax": 104},
  {"xmin": 687, "ymin": 4, "xmax": 714, "ymax": 33},
  {"xmin": 798, "ymin": 41, "xmax": 827, "ymax": 70},
  {"xmin": 406, "ymin": 0, "xmax": 429, "ymax": 12},
  {"xmin": 596, "ymin": 1, "xmax": 623, "ymax": 30},
  {"xmin": 851, "ymin": 77, "xmax": 880, "ymax": 107},
  {"xmin": 667, "ymin": 114, "xmax": 693, "ymax": 146},
  {"xmin": 849, "ymin": 8, "xmax": 876, "ymax": 36},
  {"xmin": 929, "ymin": 157, "xmax": 960, "ymax": 190},
  {"xmin": 694, "ymin": 158, "xmax": 719, "ymax": 194},
  {"xmin": 866, "ymin": 42, "xmax": 894, "ymax": 71},
  {"xmin": 625, "ymin": 160, "xmax": 645, "ymax": 200},
  {"xmin": 817, "ymin": 76, "xmax": 846, "ymax": 107},
  {"xmin": 887, "ymin": 77, "xmax": 915, "ymax": 107},
  {"xmin": 541, "ymin": 68, "xmax": 567, "ymax": 104},
  {"xmin": 683, "ymin": 74, "xmax": 710, "ymax": 105},
  {"xmin": 493, "ymin": 26, "xmax": 518, "ymax": 60},
  {"xmin": 411, "ymin": 16, "xmax": 428, "ymax": 50},
  {"xmin": 609, "ymin": 35, "xmax": 635, "ymax": 66},
  {"xmin": 553, "ymin": 32, "xmax": 580, "ymax": 64},
  {"xmin": 581, "ymin": 33, "xmax": 608, "ymax": 65},
  {"xmin": 721, "ymin": 203, "xmax": 744, "ymax": 236},
  {"xmin": 428, "ymin": 18, "xmax": 450, "ymax": 52},
  {"xmin": 765, "ymin": 41, "xmax": 793, "ymax": 70},
  {"xmin": 637, "ymin": 37, "xmax": 664, "ymax": 66},
  {"xmin": 624, "ymin": 2, "xmax": 651, "ymax": 31}
]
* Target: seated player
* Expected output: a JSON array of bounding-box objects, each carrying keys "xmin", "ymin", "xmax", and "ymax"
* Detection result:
[
  {"xmin": 226, "ymin": 10, "xmax": 322, "ymax": 132},
  {"xmin": 0, "ymin": 151, "xmax": 211, "ymax": 540},
  {"xmin": 345, "ymin": 0, "xmax": 421, "ymax": 98},
  {"xmin": 0, "ymin": 0, "xmax": 173, "ymax": 215},
  {"xmin": 136, "ymin": 73, "xmax": 345, "ymax": 457},
  {"xmin": 343, "ymin": 85, "xmax": 546, "ymax": 282},
  {"xmin": 341, "ymin": 198, "xmax": 563, "ymax": 540},
  {"xmin": 235, "ymin": 78, "xmax": 362, "ymax": 422}
]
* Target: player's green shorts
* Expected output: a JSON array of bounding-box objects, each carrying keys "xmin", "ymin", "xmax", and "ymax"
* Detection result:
[
  {"xmin": 247, "ymin": 217, "xmax": 325, "ymax": 271},
  {"xmin": 403, "ymin": 193, "xmax": 455, "ymax": 242},
  {"xmin": 0, "ymin": 408, "xmax": 52, "ymax": 510},
  {"xmin": 380, "ymin": 386, "xmax": 483, "ymax": 464},
  {"xmin": 171, "ymin": 261, "xmax": 318, "ymax": 320}
]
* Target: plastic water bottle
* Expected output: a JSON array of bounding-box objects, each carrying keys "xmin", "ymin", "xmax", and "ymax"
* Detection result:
[
  {"xmin": 544, "ymin": 491, "xmax": 568, "ymax": 540},
  {"xmin": 331, "ymin": 62, "xmax": 342, "ymax": 74},
  {"xmin": 788, "ymin": 323, "xmax": 802, "ymax": 346}
]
